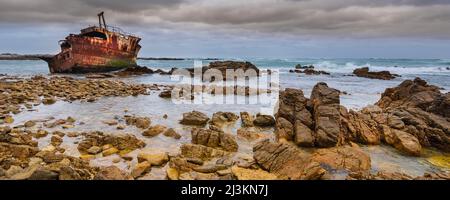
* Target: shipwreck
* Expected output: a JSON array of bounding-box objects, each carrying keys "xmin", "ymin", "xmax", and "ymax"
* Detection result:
[{"xmin": 40, "ymin": 12, "xmax": 141, "ymax": 73}]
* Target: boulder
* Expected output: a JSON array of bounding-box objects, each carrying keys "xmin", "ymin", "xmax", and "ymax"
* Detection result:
[
  {"xmin": 231, "ymin": 166, "xmax": 278, "ymax": 180},
  {"xmin": 180, "ymin": 111, "xmax": 210, "ymax": 126},
  {"xmin": 240, "ymin": 112, "xmax": 254, "ymax": 127},
  {"xmin": 180, "ymin": 144, "xmax": 227, "ymax": 160},
  {"xmin": 137, "ymin": 151, "xmax": 169, "ymax": 166},
  {"xmin": 380, "ymin": 125, "xmax": 422, "ymax": 156},
  {"xmin": 210, "ymin": 112, "xmax": 239, "ymax": 128},
  {"xmin": 191, "ymin": 128, "xmax": 238, "ymax": 152},
  {"xmin": 163, "ymin": 128, "xmax": 181, "ymax": 139},
  {"xmin": 310, "ymin": 83, "xmax": 341, "ymax": 147},
  {"xmin": 131, "ymin": 161, "xmax": 151, "ymax": 178},
  {"xmin": 142, "ymin": 125, "xmax": 167, "ymax": 137},
  {"xmin": 311, "ymin": 146, "xmax": 371, "ymax": 172},
  {"xmin": 94, "ymin": 166, "xmax": 133, "ymax": 180},
  {"xmin": 125, "ymin": 116, "xmax": 151, "ymax": 129},
  {"xmin": 253, "ymin": 114, "xmax": 275, "ymax": 127},
  {"xmin": 253, "ymin": 139, "xmax": 326, "ymax": 180},
  {"xmin": 237, "ymin": 128, "xmax": 268, "ymax": 141}
]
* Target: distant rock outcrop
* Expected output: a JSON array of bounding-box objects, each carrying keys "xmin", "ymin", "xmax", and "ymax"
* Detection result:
[{"xmin": 353, "ymin": 67, "xmax": 399, "ymax": 80}]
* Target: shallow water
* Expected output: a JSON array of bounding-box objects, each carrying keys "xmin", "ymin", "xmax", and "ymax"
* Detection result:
[{"xmin": 1, "ymin": 58, "xmax": 450, "ymax": 179}]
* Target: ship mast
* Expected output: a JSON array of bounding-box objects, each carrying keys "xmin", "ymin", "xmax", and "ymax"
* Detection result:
[{"xmin": 97, "ymin": 11, "xmax": 107, "ymax": 30}]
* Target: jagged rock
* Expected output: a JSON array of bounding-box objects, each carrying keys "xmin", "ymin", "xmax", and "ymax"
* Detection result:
[
  {"xmin": 311, "ymin": 146, "xmax": 371, "ymax": 172},
  {"xmin": 376, "ymin": 78, "xmax": 445, "ymax": 115},
  {"xmin": 341, "ymin": 109, "xmax": 381, "ymax": 145},
  {"xmin": 294, "ymin": 120, "xmax": 314, "ymax": 147},
  {"xmin": 253, "ymin": 114, "xmax": 275, "ymax": 127},
  {"xmin": 240, "ymin": 112, "xmax": 254, "ymax": 127},
  {"xmin": 210, "ymin": 112, "xmax": 239, "ymax": 128},
  {"xmin": 353, "ymin": 67, "xmax": 398, "ymax": 80},
  {"xmin": 237, "ymin": 128, "xmax": 268, "ymax": 141},
  {"xmin": 310, "ymin": 83, "xmax": 341, "ymax": 147},
  {"xmin": 77, "ymin": 132, "xmax": 146, "ymax": 155},
  {"xmin": 180, "ymin": 144, "xmax": 227, "ymax": 160},
  {"xmin": 94, "ymin": 166, "xmax": 133, "ymax": 180},
  {"xmin": 142, "ymin": 125, "xmax": 167, "ymax": 137},
  {"xmin": 137, "ymin": 151, "xmax": 169, "ymax": 166},
  {"xmin": 231, "ymin": 166, "xmax": 278, "ymax": 180},
  {"xmin": 253, "ymin": 139, "xmax": 326, "ymax": 180},
  {"xmin": 163, "ymin": 128, "xmax": 181, "ymax": 139},
  {"xmin": 131, "ymin": 161, "xmax": 151, "ymax": 178},
  {"xmin": 180, "ymin": 111, "xmax": 210, "ymax": 126},
  {"xmin": 125, "ymin": 116, "xmax": 151, "ymax": 129},
  {"xmin": 191, "ymin": 128, "xmax": 238, "ymax": 152},
  {"xmin": 380, "ymin": 125, "xmax": 422, "ymax": 156},
  {"xmin": 159, "ymin": 90, "xmax": 172, "ymax": 98},
  {"xmin": 166, "ymin": 167, "xmax": 179, "ymax": 180}
]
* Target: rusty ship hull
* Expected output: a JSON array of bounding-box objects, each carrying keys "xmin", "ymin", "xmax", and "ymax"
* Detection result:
[{"xmin": 41, "ymin": 13, "xmax": 141, "ymax": 73}]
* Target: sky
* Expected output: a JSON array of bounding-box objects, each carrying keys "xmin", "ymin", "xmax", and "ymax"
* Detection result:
[{"xmin": 1, "ymin": 0, "xmax": 450, "ymax": 58}]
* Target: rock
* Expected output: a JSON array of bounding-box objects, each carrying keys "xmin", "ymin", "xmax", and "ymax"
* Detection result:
[
  {"xmin": 103, "ymin": 120, "xmax": 118, "ymax": 126},
  {"xmin": 42, "ymin": 97, "xmax": 56, "ymax": 105},
  {"xmin": 94, "ymin": 166, "xmax": 133, "ymax": 180},
  {"xmin": 50, "ymin": 135, "xmax": 63, "ymax": 146},
  {"xmin": 311, "ymin": 146, "xmax": 371, "ymax": 172},
  {"xmin": 4, "ymin": 116, "xmax": 14, "ymax": 124},
  {"xmin": 114, "ymin": 66, "xmax": 154, "ymax": 77},
  {"xmin": 166, "ymin": 167, "xmax": 179, "ymax": 180},
  {"xmin": 293, "ymin": 68, "xmax": 330, "ymax": 75},
  {"xmin": 142, "ymin": 125, "xmax": 167, "ymax": 137},
  {"xmin": 102, "ymin": 147, "xmax": 119, "ymax": 156},
  {"xmin": 193, "ymin": 164, "xmax": 228, "ymax": 173},
  {"xmin": 231, "ymin": 166, "xmax": 278, "ymax": 180},
  {"xmin": 191, "ymin": 128, "xmax": 238, "ymax": 152},
  {"xmin": 310, "ymin": 83, "xmax": 341, "ymax": 147},
  {"xmin": 353, "ymin": 67, "xmax": 398, "ymax": 80},
  {"xmin": 342, "ymin": 110, "xmax": 381, "ymax": 145},
  {"xmin": 210, "ymin": 112, "xmax": 239, "ymax": 127},
  {"xmin": 240, "ymin": 112, "xmax": 254, "ymax": 127},
  {"xmin": 159, "ymin": 90, "xmax": 172, "ymax": 98},
  {"xmin": 275, "ymin": 117, "xmax": 294, "ymax": 141},
  {"xmin": 24, "ymin": 121, "xmax": 36, "ymax": 128},
  {"xmin": 253, "ymin": 114, "xmax": 275, "ymax": 127},
  {"xmin": 163, "ymin": 128, "xmax": 181, "ymax": 139},
  {"xmin": 180, "ymin": 111, "xmax": 210, "ymax": 126},
  {"xmin": 294, "ymin": 120, "xmax": 314, "ymax": 147},
  {"xmin": 77, "ymin": 132, "xmax": 146, "ymax": 154},
  {"xmin": 237, "ymin": 128, "xmax": 268, "ymax": 141},
  {"xmin": 125, "ymin": 116, "xmax": 151, "ymax": 129},
  {"xmin": 376, "ymin": 78, "xmax": 445, "ymax": 115},
  {"xmin": 180, "ymin": 144, "xmax": 227, "ymax": 160},
  {"xmin": 381, "ymin": 126, "xmax": 422, "ymax": 156},
  {"xmin": 253, "ymin": 139, "xmax": 326, "ymax": 180},
  {"xmin": 26, "ymin": 169, "xmax": 59, "ymax": 180},
  {"xmin": 116, "ymin": 125, "xmax": 126, "ymax": 130},
  {"xmin": 41, "ymin": 145, "xmax": 56, "ymax": 152},
  {"xmin": 34, "ymin": 130, "xmax": 48, "ymax": 138},
  {"xmin": 87, "ymin": 146, "xmax": 102, "ymax": 154},
  {"xmin": 131, "ymin": 161, "xmax": 151, "ymax": 178},
  {"xmin": 137, "ymin": 151, "xmax": 169, "ymax": 166}
]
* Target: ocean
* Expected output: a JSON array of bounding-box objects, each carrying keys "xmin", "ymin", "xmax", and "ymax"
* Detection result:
[{"xmin": 1, "ymin": 58, "xmax": 449, "ymax": 110}]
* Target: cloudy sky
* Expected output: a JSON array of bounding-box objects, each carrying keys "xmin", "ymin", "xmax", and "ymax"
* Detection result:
[{"xmin": 1, "ymin": 0, "xmax": 450, "ymax": 58}]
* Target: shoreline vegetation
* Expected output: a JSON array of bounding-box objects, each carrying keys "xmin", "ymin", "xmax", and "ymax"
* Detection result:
[
  {"xmin": 0, "ymin": 53, "xmax": 220, "ymax": 61},
  {"xmin": 0, "ymin": 60, "xmax": 449, "ymax": 180}
]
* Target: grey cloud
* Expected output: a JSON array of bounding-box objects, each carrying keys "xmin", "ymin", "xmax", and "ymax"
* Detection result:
[{"xmin": 0, "ymin": 0, "xmax": 449, "ymax": 39}]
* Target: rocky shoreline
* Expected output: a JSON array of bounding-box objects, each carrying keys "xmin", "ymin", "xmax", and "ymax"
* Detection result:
[{"xmin": 0, "ymin": 73, "xmax": 449, "ymax": 180}]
